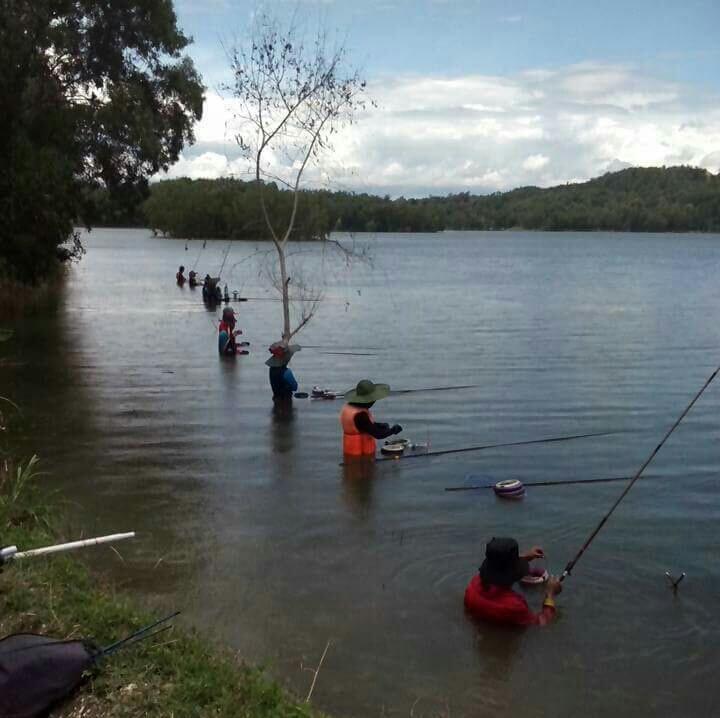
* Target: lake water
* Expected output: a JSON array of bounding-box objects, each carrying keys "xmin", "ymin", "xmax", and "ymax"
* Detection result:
[{"xmin": 3, "ymin": 228, "xmax": 720, "ymax": 717}]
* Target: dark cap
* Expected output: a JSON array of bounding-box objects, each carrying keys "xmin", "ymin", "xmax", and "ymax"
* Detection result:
[{"xmin": 479, "ymin": 537, "xmax": 529, "ymax": 587}]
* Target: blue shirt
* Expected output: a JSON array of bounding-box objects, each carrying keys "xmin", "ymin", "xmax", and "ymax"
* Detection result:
[{"xmin": 269, "ymin": 366, "xmax": 298, "ymax": 398}]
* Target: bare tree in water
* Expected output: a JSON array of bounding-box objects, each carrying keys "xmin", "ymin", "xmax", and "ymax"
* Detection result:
[{"xmin": 227, "ymin": 12, "xmax": 371, "ymax": 342}]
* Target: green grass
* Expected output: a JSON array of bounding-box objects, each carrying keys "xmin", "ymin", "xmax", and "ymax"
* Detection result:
[{"xmin": 0, "ymin": 457, "xmax": 323, "ymax": 718}]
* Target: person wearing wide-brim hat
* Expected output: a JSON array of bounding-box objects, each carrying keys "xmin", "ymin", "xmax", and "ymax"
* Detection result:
[
  {"xmin": 340, "ymin": 379, "xmax": 402, "ymax": 458},
  {"xmin": 218, "ymin": 306, "xmax": 243, "ymax": 356},
  {"xmin": 266, "ymin": 342, "xmax": 300, "ymax": 400},
  {"xmin": 464, "ymin": 537, "xmax": 562, "ymax": 626}
]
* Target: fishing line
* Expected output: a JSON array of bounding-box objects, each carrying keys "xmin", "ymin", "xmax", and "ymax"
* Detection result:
[
  {"xmin": 217, "ymin": 238, "xmax": 234, "ymax": 277},
  {"xmin": 191, "ymin": 240, "xmax": 206, "ymax": 271},
  {"xmin": 560, "ymin": 364, "xmax": 720, "ymax": 582}
]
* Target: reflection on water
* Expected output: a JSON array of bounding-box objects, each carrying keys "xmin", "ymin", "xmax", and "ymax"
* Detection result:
[
  {"xmin": 342, "ymin": 458, "xmax": 377, "ymax": 517},
  {"xmin": 2, "ymin": 228, "xmax": 720, "ymax": 717}
]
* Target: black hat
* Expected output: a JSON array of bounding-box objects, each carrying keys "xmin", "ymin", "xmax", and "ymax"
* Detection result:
[{"xmin": 479, "ymin": 537, "xmax": 529, "ymax": 587}]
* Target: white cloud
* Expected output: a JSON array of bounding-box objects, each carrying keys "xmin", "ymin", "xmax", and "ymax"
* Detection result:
[
  {"xmin": 165, "ymin": 62, "xmax": 720, "ymax": 196},
  {"xmin": 522, "ymin": 154, "xmax": 549, "ymax": 171},
  {"xmin": 500, "ymin": 15, "xmax": 523, "ymax": 23},
  {"xmin": 701, "ymin": 150, "xmax": 720, "ymax": 172}
]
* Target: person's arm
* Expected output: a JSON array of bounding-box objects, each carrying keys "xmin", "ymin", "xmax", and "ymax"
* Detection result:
[
  {"xmin": 521, "ymin": 546, "xmax": 545, "ymax": 561},
  {"xmin": 354, "ymin": 411, "xmax": 402, "ymax": 440},
  {"xmin": 534, "ymin": 577, "xmax": 562, "ymax": 626}
]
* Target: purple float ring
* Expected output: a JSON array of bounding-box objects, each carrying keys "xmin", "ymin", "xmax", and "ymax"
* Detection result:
[{"xmin": 493, "ymin": 479, "xmax": 526, "ymax": 499}]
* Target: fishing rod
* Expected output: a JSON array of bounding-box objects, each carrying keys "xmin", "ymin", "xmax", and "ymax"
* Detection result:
[
  {"xmin": 0, "ymin": 532, "xmax": 135, "ymax": 565},
  {"xmin": 560, "ymin": 364, "xmax": 720, "ymax": 583},
  {"xmin": 317, "ymin": 351, "xmax": 377, "ymax": 357},
  {"xmin": 391, "ymin": 384, "xmax": 479, "ymax": 395},
  {"xmin": 236, "ymin": 296, "xmax": 344, "ymax": 303},
  {"xmin": 101, "ymin": 611, "xmax": 180, "ymax": 658},
  {"xmin": 342, "ymin": 430, "xmax": 619, "ymax": 466},
  {"xmin": 302, "ymin": 345, "xmax": 383, "ymax": 351},
  {"xmin": 444, "ymin": 475, "xmax": 654, "ymax": 492},
  {"xmin": 329, "ymin": 383, "xmax": 480, "ymax": 396}
]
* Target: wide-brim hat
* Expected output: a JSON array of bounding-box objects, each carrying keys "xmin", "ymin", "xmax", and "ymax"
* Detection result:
[
  {"xmin": 479, "ymin": 537, "xmax": 529, "ymax": 587},
  {"xmin": 344, "ymin": 379, "xmax": 391, "ymax": 404},
  {"xmin": 265, "ymin": 342, "xmax": 301, "ymax": 367}
]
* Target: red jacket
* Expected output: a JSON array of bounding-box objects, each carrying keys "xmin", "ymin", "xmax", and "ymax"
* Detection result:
[{"xmin": 464, "ymin": 575, "xmax": 555, "ymax": 626}]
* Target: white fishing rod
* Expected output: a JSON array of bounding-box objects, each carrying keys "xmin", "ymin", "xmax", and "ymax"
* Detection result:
[{"xmin": 0, "ymin": 532, "xmax": 135, "ymax": 565}]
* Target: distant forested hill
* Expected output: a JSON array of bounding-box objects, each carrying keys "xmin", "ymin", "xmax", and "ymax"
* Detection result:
[{"xmin": 88, "ymin": 166, "xmax": 720, "ymax": 236}]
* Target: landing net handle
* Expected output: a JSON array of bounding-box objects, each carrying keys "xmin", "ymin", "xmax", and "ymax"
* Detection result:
[{"xmin": 0, "ymin": 532, "xmax": 135, "ymax": 565}]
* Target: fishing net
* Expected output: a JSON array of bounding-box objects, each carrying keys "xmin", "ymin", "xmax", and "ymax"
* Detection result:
[{"xmin": 0, "ymin": 633, "xmax": 97, "ymax": 718}]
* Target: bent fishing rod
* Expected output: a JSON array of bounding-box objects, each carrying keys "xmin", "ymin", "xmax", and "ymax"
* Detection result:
[
  {"xmin": 340, "ymin": 430, "xmax": 619, "ymax": 466},
  {"xmin": 560, "ymin": 363, "xmax": 720, "ymax": 582}
]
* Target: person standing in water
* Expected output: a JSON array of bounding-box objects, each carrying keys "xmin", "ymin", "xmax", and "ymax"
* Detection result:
[
  {"xmin": 340, "ymin": 379, "xmax": 402, "ymax": 458},
  {"xmin": 266, "ymin": 342, "xmax": 300, "ymax": 400},
  {"xmin": 188, "ymin": 270, "xmax": 198, "ymax": 287},
  {"xmin": 464, "ymin": 537, "xmax": 562, "ymax": 626},
  {"xmin": 176, "ymin": 265, "xmax": 186, "ymax": 285},
  {"xmin": 218, "ymin": 306, "xmax": 243, "ymax": 355}
]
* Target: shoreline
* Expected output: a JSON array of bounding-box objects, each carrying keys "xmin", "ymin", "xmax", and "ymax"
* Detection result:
[
  {"xmin": 84, "ymin": 224, "xmax": 720, "ymax": 237},
  {"xmin": 0, "ymin": 455, "xmax": 322, "ymax": 718}
]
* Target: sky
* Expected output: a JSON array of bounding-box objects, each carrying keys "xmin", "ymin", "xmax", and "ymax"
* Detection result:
[{"xmin": 167, "ymin": 0, "xmax": 720, "ymax": 197}]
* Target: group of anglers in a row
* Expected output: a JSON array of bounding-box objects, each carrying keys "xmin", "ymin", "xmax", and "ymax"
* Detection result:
[
  {"xmin": 215, "ymin": 303, "xmax": 564, "ymax": 626},
  {"xmin": 176, "ymin": 265, "xmax": 227, "ymax": 302}
]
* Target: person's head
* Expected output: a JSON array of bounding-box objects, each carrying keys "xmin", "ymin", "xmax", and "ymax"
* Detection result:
[
  {"xmin": 479, "ymin": 537, "xmax": 529, "ymax": 588},
  {"xmin": 265, "ymin": 341, "xmax": 301, "ymax": 367},
  {"xmin": 344, "ymin": 379, "xmax": 390, "ymax": 405},
  {"xmin": 179, "ymin": 265, "xmax": 185, "ymax": 273},
  {"xmin": 222, "ymin": 306, "xmax": 236, "ymax": 326}
]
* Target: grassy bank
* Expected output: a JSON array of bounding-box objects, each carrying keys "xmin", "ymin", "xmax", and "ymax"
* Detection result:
[{"xmin": 0, "ymin": 456, "xmax": 321, "ymax": 718}]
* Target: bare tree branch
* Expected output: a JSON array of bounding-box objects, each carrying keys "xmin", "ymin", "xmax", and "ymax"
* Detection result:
[{"xmin": 226, "ymin": 10, "xmax": 371, "ymax": 342}]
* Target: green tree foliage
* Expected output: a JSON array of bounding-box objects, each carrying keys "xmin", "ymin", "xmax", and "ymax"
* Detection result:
[
  {"xmin": 143, "ymin": 178, "xmax": 331, "ymax": 240},
  {"xmin": 0, "ymin": 0, "xmax": 204, "ymax": 283},
  {"xmin": 141, "ymin": 166, "xmax": 720, "ymax": 238}
]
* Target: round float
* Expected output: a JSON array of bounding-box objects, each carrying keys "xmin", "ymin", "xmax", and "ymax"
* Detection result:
[{"xmin": 493, "ymin": 479, "xmax": 526, "ymax": 499}]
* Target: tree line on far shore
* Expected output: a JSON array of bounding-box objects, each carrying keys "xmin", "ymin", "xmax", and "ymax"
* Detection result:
[{"xmin": 88, "ymin": 165, "xmax": 720, "ymax": 238}]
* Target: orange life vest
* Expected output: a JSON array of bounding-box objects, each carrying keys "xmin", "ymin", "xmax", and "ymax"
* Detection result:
[{"xmin": 340, "ymin": 404, "xmax": 376, "ymax": 456}]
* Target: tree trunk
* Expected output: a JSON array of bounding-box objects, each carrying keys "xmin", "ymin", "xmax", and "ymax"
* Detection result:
[{"xmin": 276, "ymin": 241, "xmax": 291, "ymax": 342}]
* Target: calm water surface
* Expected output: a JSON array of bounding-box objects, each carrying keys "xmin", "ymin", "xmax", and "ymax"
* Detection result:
[{"xmin": 3, "ymin": 229, "xmax": 720, "ymax": 717}]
